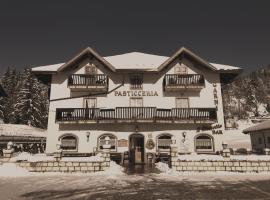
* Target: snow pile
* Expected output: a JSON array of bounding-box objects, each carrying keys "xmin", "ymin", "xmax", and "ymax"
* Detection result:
[
  {"xmin": 61, "ymin": 153, "xmax": 103, "ymax": 162},
  {"xmin": 0, "ymin": 124, "xmax": 46, "ymax": 137},
  {"xmin": 230, "ymin": 155, "xmax": 270, "ymax": 161},
  {"xmin": 177, "ymin": 154, "xmax": 270, "ymax": 161},
  {"xmin": 101, "ymin": 161, "xmax": 125, "ymax": 176},
  {"xmin": 155, "ymin": 162, "xmax": 178, "ymax": 175},
  {"xmin": 178, "ymin": 154, "xmax": 224, "ymax": 161},
  {"xmin": 0, "ymin": 163, "xmax": 31, "ymax": 177},
  {"xmin": 10, "ymin": 152, "xmax": 54, "ymax": 162}
]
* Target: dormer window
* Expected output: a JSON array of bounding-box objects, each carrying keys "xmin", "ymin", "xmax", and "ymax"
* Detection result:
[
  {"xmin": 85, "ymin": 64, "xmax": 97, "ymax": 74},
  {"xmin": 130, "ymin": 74, "xmax": 143, "ymax": 90},
  {"xmin": 175, "ymin": 64, "xmax": 187, "ymax": 74}
]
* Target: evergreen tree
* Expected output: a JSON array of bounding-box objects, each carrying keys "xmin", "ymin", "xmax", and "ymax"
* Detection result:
[{"xmin": 14, "ymin": 68, "xmax": 48, "ymax": 128}]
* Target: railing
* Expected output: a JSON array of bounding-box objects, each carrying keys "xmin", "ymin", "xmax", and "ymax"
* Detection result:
[
  {"xmin": 68, "ymin": 74, "xmax": 108, "ymax": 87},
  {"xmin": 56, "ymin": 107, "xmax": 217, "ymax": 122},
  {"xmin": 164, "ymin": 74, "xmax": 205, "ymax": 88}
]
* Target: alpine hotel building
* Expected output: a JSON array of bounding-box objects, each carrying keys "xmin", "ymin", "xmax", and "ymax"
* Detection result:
[{"xmin": 32, "ymin": 47, "xmax": 241, "ymax": 164}]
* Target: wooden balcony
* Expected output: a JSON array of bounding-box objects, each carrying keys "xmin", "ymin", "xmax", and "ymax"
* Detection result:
[
  {"xmin": 163, "ymin": 74, "xmax": 205, "ymax": 91},
  {"xmin": 68, "ymin": 74, "xmax": 108, "ymax": 91},
  {"xmin": 56, "ymin": 107, "xmax": 217, "ymax": 124}
]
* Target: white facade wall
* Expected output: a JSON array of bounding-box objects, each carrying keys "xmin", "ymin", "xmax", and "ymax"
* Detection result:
[{"xmin": 46, "ymin": 57, "xmax": 225, "ymax": 154}]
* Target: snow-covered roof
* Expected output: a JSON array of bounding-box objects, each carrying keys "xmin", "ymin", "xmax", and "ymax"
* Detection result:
[
  {"xmin": 0, "ymin": 124, "xmax": 47, "ymax": 138},
  {"xmin": 210, "ymin": 63, "xmax": 241, "ymax": 71},
  {"xmin": 243, "ymin": 120, "xmax": 270, "ymax": 133},
  {"xmin": 31, "ymin": 63, "xmax": 64, "ymax": 73},
  {"xmin": 103, "ymin": 52, "xmax": 169, "ymax": 70},
  {"xmin": 31, "ymin": 50, "xmax": 241, "ymax": 73}
]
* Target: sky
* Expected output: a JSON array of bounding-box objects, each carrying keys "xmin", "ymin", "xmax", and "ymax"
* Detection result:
[{"xmin": 0, "ymin": 0, "xmax": 270, "ymax": 74}]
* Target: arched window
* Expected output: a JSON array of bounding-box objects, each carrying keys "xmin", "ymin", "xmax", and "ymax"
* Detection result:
[
  {"xmin": 98, "ymin": 134, "xmax": 117, "ymax": 151},
  {"xmin": 157, "ymin": 134, "xmax": 172, "ymax": 151},
  {"xmin": 59, "ymin": 134, "xmax": 78, "ymax": 151},
  {"xmin": 195, "ymin": 134, "xmax": 214, "ymax": 152}
]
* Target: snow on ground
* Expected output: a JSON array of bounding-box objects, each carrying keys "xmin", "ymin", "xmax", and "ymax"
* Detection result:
[
  {"xmin": 0, "ymin": 124, "xmax": 46, "ymax": 137},
  {"xmin": 61, "ymin": 153, "xmax": 103, "ymax": 162},
  {"xmin": 10, "ymin": 152, "xmax": 54, "ymax": 162},
  {"xmin": 155, "ymin": 162, "xmax": 270, "ymax": 182},
  {"xmin": 177, "ymin": 154, "xmax": 270, "ymax": 161},
  {"xmin": 0, "ymin": 163, "xmax": 31, "ymax": 177},
  {"xmin": 223, "ymin": 119, "xmax": 254, "ymax": 149}
]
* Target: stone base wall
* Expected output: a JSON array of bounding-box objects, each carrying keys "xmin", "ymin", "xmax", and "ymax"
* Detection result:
[
  {"xmin": 171, "ymin": 160, "xmax": 270, "ymax": 172},
  {"xmin": 16, "ymin": 161, "xmax": 110, "ymax": 173}
]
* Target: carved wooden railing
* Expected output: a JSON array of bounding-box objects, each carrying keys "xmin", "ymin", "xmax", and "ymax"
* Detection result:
[
  {"xmin": 163, "ymin": 74, "xmax": 205, "ymax": 89},
  {"xmin": 68, "ymin": 74, "xmax": 108, "ymax": 87},
  {"xmin": 56, "ymin": 107, "xmax": 217, "ymax": 122}
]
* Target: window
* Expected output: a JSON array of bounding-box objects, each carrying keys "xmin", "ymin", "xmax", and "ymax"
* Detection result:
[
  {"xmin": 130, "ymin": 97, "xmax": 143, "ymax": 107},
  {"xmin": 157, "ymin": 134, "xmax": 172, "ymax": 151},
  {"xmin": 176, "ymin": 98, "xmax": 189, "ymax": 108},
  {"xmin": 60, "ymin": 135, "xmax": 78, "ymax": 151},
  {"xmin": 98, "ymin": 134, "xmax": 117, "ymax": 151},
  {"xmin": 195, "ymin": 135, "xmax": 214, "ymax": 152},
  {"xmin": 85, "ymin": 64, "xmax": 97, "ymax": 75},
  {"xmin": 130, "ymin": 74, "xmax": 143, "ymax": 90},
  {"xmin": 83, "ymin": 98, "xmax": 97, "ymax": 108},
  {"xmin": 175, "ymin": 64, "xmax": 187, "ymax": 74},
  {"xmin": 258, "ymin": 137, "xmax": 262, "ymax": 145}
]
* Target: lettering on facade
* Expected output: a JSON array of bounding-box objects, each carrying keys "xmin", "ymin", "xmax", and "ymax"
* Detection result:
[
  {"xmin": 118, "ymin": 139, "xmax": 128, "ymax": 147},
  {"xmin": 114, "ymin": 90, "xmax": 158, "ymax": 97}
]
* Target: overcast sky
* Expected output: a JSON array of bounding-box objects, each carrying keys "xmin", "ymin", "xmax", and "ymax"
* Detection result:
[{"xmin": 0, "ymin": 0, "xmax": 270, "ymax": 74}]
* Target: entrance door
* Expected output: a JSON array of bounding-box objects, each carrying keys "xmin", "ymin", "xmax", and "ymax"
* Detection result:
[{"xmin": 129, "ymin": 134, "xmax": 144, "ymax": 164}]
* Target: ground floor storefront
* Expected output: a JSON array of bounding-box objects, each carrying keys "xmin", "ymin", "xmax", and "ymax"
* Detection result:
[{"xmin": 46, "ymin": 124, "xmax": 223, "ymax": 164}]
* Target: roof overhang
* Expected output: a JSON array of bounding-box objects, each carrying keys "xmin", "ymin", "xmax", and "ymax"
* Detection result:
[
  {"xmin": 57, "ymin": 47, "xmax": 116, "ymax": 72},
  {"xmin": 157, "ymin": 47, "xmax": 217, "ymax": 72},
  {"xmin": 243, "ymin": 120, "xmax": 270, "ymax": 134}
]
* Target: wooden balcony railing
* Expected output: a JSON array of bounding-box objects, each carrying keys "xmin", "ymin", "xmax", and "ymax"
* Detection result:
[
  {"xmin": 56, "ymin": 107, "xmax": 217, "ymax": 123},
  {"xmin": 163, "ymin": 74, "xmax": 205, "ymax": 91},
  {"xmin": 68, "ymin": 74, "xmax": 108, "ymax": 87}
]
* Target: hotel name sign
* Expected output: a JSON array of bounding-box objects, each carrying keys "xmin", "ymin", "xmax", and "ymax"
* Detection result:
[{"xmin": 114, "ymin": 90, "xmax": 158, "ymax": 97}]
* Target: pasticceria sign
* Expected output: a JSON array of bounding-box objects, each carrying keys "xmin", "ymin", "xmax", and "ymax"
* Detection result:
[{"xmin": 114, "ymin": 90, "xmax": 158, "ymax": 97}]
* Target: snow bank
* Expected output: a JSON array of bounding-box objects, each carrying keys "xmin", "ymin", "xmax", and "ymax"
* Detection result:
[
  {"xmin": 100, "ymin": 161, "xmax": 125, "ymax": 176},
  {"xmin": 0, "ymin": 124, "xmax": 46, "ymax": 137},
  {"xmin": 61, "ymin": 153, "xmax": 103, "ymax": 162},
  {"xmin": 0, "ymin": 163, "xmax": 31, "ymax": 177},
  {"xmin": 230, "ymin": 155, "xmax": 270, "ymax": 161},
  {"xmin": 178, "ymin": 154, "xmax": 224, "ymax": 161},
  {"xmin": 178, "ymin": 154, "xmax": 270, "ymax": 161},
  {"xmin": 10, "ymin": 152, "xmax": 54, "ymax": 162}
]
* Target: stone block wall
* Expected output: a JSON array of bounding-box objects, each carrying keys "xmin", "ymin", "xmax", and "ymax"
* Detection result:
[
  {"xmin": 171, "ymin": 160, "xmax": 270, "ymax": 172},
  {"xmin": 16, "ymin": 161, "xmax": 110, "ymax": 173}
]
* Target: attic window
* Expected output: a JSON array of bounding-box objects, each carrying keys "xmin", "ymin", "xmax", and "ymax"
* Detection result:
[
  {"xmin": 85, "ymin": 65, "xmax": 97, "ymax": 74},
  {"xmin": 175, "ymin": 64, "xmax": 187, "ymax": 74},
  {"xmin": 130, "ymin": 74, "xmax": 143, "ymax": 90}
]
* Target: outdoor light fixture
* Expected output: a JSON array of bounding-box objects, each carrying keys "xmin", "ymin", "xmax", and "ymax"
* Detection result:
[
  {"xmin": 86, "ymin": 132, "xmax": 90, "ymax": 142},
  {"xmin": 182, "ymin": 131, "xmax": 187, "ymax": 138}
]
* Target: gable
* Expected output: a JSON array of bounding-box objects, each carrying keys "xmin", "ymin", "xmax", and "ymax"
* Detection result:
[
  {"xmin": 157, "ymin": 47, "xmax": 217, "ymax": 72},
  {"xmin": 57, "ymin": 47, "xmax": 116, "ymax": 72}
]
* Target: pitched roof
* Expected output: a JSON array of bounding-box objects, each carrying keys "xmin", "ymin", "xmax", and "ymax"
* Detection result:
[
  {"xmin": 243, "ymin": 120, "xmax": 270, "ymax": 133},
  {"xmin": 104, "ymin": 52, "xmax": 168, "ymax": 71},
  {"xmin": 57, "ymin": 47, "xmax": 115, "ymax": 72},
  {"xmin": 31, "ymin": 47, "xmax": 242, "ymax": 73}
]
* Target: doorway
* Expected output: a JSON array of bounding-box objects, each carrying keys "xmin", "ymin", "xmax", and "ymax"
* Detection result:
[{"xmin": 129, "ymin": 134, "xmax": 144, "ymax": 164}]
